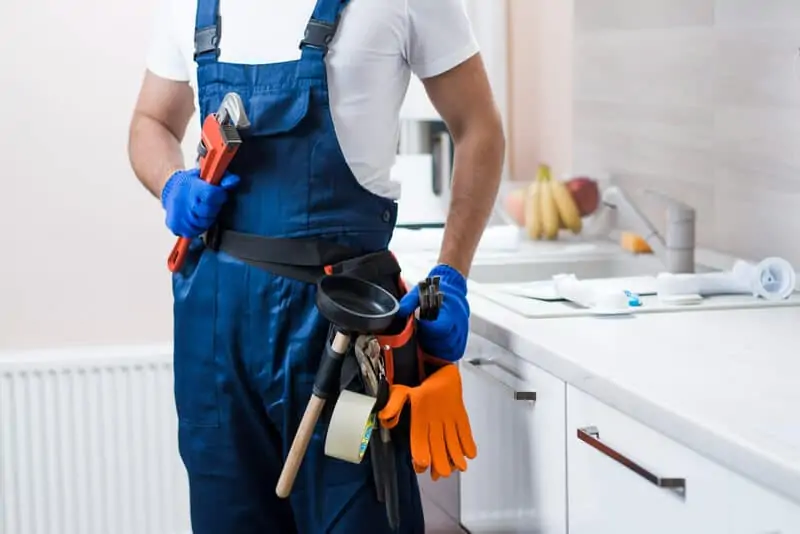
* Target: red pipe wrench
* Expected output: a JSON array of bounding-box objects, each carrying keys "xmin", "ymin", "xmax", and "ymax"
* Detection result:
[{"xmin": 167, "ymin": 92, "xmax": 251, "ymax": 273}]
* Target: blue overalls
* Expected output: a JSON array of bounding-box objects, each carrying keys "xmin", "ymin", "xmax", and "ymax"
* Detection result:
[{"xmin": 171, "ymin": 0, "xmax": 426, "ymax": 532}]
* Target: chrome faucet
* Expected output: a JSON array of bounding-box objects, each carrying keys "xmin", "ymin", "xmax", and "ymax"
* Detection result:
[{"xmin": 601, "ymin": 186, "xmax": 696, "ymax": 273}]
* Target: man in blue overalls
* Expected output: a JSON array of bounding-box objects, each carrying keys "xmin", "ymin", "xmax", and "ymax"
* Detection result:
[{"xmin": 129, "ymin": 0, "xmax": 504, "ymax": 532}]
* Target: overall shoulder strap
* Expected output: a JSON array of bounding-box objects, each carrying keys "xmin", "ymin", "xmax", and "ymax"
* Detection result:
[
  {"xmin": 299, "ymin": 0, "xmax": 350, "ymax": 59},
  {"xmin": 194, "ymin": 0, "xmax": 221, "ymax": 66}
]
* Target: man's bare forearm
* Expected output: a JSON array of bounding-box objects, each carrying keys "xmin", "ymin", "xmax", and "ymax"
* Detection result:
[
  {"xmin": 128, "ymin": 113, "xmax": 186, "ymax": 199},
  {"xmin": 438, "ymin": 120, "xmax": 505, "ymax": 277}
]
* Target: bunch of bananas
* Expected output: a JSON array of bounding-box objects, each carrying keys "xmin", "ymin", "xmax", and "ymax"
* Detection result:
[{"xmin": 524, "ymin": 164, "xmax": 583, "ymax": 240}]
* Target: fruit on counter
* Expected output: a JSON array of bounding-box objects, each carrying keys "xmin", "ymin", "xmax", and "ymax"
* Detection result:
[
  {"xmin": 522, "ymin": 165, "xmax": 592, "ymax": 240},
  {"xmin": 517, "ymin": 166, "xmax": 603, "ymax": 240},
  {"xmin": 537, "ymin": 165, "xmax": 560, "ymax": 240},
  {"xmin": 523, "ymin": 174, "xmax": 543, "ymax": 239},
  {"xmin": 565, "ymin": 176, "xmax": 601, "ymax": 217},
  {"xmin": 503, "ymin": 187, "xmax": 526, "ymax": 226},
  {"xmin": 550, "ymin": 176, "xmax": 583, "ymax": 234},
  {"xmin": 620, "ymin": 231, "xmax": 653, "ymax": 253}
]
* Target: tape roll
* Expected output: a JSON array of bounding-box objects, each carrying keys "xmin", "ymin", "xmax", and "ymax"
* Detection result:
[{"xmin": 325, "ymin": 389, "xmax": 377, "ymax": 464}]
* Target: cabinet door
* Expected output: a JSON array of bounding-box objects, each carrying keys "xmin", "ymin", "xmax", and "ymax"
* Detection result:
[
  {"xmin": 567, "ymin": 394, "xmax": 695, "ymax": 533},
  {"xmin": 719, "ymin": 464, "xmax": 800, "ymax": 534},
  {"xmin": 567, "ymin": 385, "xmax": 800, "ymax": 534},
  {"xmin": 459, "ymin": 334, "xmax": 567, "ymax": 534}
]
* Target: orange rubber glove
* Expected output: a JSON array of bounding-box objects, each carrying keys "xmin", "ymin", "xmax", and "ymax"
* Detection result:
[{"xmin": 378, "ymin": 363, "xmax": 477, "ymax": 479}]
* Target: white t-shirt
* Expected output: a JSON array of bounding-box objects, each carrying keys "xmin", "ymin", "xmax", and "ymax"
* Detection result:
[{"xmin": 145, "ymin": 0, "xmax": 479, "ymax": 200}]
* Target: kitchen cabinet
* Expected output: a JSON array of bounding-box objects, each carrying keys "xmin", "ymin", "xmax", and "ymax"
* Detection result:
[
  {"xmin": 459, "ymin": 334, "xmax": 567, "ymax": 533},
  {"xmin": 566, "ymin": 385, "xmax": 800, "ymax": 534},
  {"xmin": 722, "ymin": 466, "xmax": 800, "ymax": 534}
]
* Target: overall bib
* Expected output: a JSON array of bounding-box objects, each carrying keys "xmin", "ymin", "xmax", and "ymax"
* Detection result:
[{"xmin": 172, "ymin": 0, "xmax": 426, "ymax": 532}]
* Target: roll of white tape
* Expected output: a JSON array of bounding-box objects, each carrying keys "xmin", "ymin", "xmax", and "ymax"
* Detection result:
[{"xmin": 324, "ymin": 390, "xmax": 377, "ymax": 464}]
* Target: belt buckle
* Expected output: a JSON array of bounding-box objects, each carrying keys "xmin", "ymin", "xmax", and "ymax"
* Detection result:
[{"xmin": 203, "ymin": 225, "xmax": 222, "ymax": 251}]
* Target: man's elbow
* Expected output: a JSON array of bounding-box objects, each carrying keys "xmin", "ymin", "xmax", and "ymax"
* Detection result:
[
  {"xmin": 127, "ymin": 113, "xmax": 140, "ymax": 160},
  {"xmin": 487, "ymin": 109, "xmax": 506, "ymax": 159},
  {"xmin": 455, "ymin": 107, "xmax": 505, "ymax": 166},
  {"xmin": 127, "ymin": 111, "xmax": 150, "ymax": 163}
]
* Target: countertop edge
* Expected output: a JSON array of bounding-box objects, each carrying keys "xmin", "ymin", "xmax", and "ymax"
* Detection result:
[{"xmin": 469, "ymin": 311, "xmax": 800, "ymax": 507}]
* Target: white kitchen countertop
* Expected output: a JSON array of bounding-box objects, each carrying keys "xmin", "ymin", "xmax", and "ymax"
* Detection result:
[{"xmin": 396, "ymin": 249, "xmax": 800, "ymax": 507}]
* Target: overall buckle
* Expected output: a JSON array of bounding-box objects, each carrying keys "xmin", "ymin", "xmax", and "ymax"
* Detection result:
[
  {"xmin": 194, "ymin": 16, "xmax": 222, "ymax": 60},
  {"xmin": 299, "ymin": 17, "xmax": 340, "ymax": 55}
]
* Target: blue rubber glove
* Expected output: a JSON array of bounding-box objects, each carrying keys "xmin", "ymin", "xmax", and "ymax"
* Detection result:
[
  {"xmin": 161, "ymin": 168, "xmax": 240, "ymax": 238},
  {"xmin": 398, "ymin": 264, "xmax": 470, "ymax": 362}
]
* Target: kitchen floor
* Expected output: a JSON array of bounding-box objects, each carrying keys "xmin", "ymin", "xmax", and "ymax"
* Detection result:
[{"xmin": 422, "ymin": 492, "xmax": 465, "ymax": 533}]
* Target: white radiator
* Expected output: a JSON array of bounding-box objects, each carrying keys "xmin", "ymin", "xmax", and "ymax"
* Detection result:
[{"xmin": 0, "ymin": 345, "xmax": 191, "ymax": 534}]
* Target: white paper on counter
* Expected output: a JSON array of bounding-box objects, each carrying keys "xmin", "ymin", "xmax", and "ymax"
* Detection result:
[
  {"xmin": 391, "ymin": 154, "xmax": 447, "ymax": 227},
  {"xmin": 495, "ymin": 276, "xmax": 659, "ymax": 301}
]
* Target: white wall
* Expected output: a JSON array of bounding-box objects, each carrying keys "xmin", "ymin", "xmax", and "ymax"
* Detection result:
[
  {"xmin": 0, "ymin": 0, "xmax": 196, "ymax": 350},
  {"xmin": 0, "ymin": 0, "xmax": 508, "ymax": 351}
]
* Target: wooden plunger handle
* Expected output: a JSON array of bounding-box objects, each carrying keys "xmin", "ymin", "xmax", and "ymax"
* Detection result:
[
  {"xmin": 275, "ymin": 396, "xmax": 326, "ymax": 498},
  {"xmin": 275, "ymin": 331, "xmax": 351, "ymax": 498}
]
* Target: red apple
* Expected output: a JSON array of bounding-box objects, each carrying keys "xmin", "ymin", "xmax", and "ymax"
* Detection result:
[{"xmin": 566, "ymin": 177, "xmax": 600, "ymax": 217}]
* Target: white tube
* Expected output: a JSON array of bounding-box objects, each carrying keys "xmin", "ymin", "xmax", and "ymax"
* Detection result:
[
  {"xmin": 553, "ymin": 274, "xmax": 595, "ymax": 308},
  {"xmin": 735, "ymin": 257, "xmax": 796, "ymax": 301},
  {"xmin": 553, "ymin": 274, "xmax": 630, "ymax": 312},
  {"xmin": 656, "ymin": 257, "xmax": 796, "ymax": 301}
]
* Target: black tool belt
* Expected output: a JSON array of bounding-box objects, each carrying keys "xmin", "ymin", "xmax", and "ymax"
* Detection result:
[
  {"xmin": 205, "ymin": 226, "xmax": 399, "ymax": 286},
  {"xmin": 203, "ymin": 226, "xmax": 419, "ymax": 388}
]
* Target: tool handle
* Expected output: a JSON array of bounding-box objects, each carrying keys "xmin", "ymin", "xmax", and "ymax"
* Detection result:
[
  {"xmin": 383, "ymin": 441, "xmax": 400, "ymax": 531},
  {"xmin": 417, "ymin": 276, "xmax": 444, "ymax": 321},
  {"xmin": 276, "ymin": 394, "xmax": 327, "ymax": 498},
  {"xmin": 276, "ymin": 331, "xmax": 351, "ymax": 498},
  {"xmin": 371, "ymin": 436, "xmax": 387, "ymax": 503},
  {"xmin": 166, "ymin": 115, "xmax": 242, "ymax": 273},
  {"xmin": 165, "ymin": 149, "xmax": 229, "ymax": 273},
  {"xmin": 198, "ymin": 115, "xmax": 241, "ymax": 186},
  {"xmin": 331, "ymin": 331, "xmax": 351, "ymax": 354},
  {"xmin": 164, "ymin": 158, "xmax": 219, "ymax": 274},
  {"xmin": 167, "ymin": 238, "xmax": 192, "ymax": 273},
  {"xmin": 198, "ymin": 150, "xmax": 230, "ymax": 186}
]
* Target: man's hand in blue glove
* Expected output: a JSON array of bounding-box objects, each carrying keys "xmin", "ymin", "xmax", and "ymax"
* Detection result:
[
  {"xmin": 161, "ymin": 168, "xmax": 240, "ymax": 238},
  {"xmin": 398, "ymin": 264, "xmax": 470, "ymax": 362}
]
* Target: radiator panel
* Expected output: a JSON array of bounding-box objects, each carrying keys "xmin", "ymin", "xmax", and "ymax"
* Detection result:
[{"xmin": 1, "ymin": 350, "xmax": 190, "ymax": 534}]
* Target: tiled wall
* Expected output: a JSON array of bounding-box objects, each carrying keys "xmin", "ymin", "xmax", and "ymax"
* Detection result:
[{"xmin": 572, "ymin": 0, "xmax": 800, "ymax": 264}]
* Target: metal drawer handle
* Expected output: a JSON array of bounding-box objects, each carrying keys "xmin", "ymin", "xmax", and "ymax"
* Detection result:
[
  {"xmin": 464, "ymin": 357, "xmax": 537, "ymax": 402},
  {"xmin": 577, "ymin": 426, "xmax": 686, "ymax": 498}
]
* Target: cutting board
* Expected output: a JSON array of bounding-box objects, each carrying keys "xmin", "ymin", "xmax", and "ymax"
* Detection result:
[
  {"xmin": 492, "ymin": 275, "xmax": 659, "ymax": 301},
  {"xmin": 472, "ymin": 286, "xmax": 800, "ymax": 319}
]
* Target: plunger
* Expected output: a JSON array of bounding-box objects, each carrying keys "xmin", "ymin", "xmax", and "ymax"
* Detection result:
[{"xmin": 275, "ymin": 274, "xmax": 399, "ymax": 498}]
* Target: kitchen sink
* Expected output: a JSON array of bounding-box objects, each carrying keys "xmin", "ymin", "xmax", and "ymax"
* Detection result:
[
  {"xmin": 467, "ymin": 254, "xmax": 667, "ymax": 286},
  {"xmin": 464, "ymin": 254, "xmax": 751, "ymax": 319}
]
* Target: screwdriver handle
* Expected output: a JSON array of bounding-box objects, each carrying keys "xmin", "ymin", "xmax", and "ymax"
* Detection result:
[{"xmin": 417, "ymin": 276, "xmax": 444, "ymax": 321}]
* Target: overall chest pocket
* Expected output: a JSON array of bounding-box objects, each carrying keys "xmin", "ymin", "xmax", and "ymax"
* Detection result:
[{"xmin": 200, "ymin": 86, "xmax": 312, "ymax": 139}]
